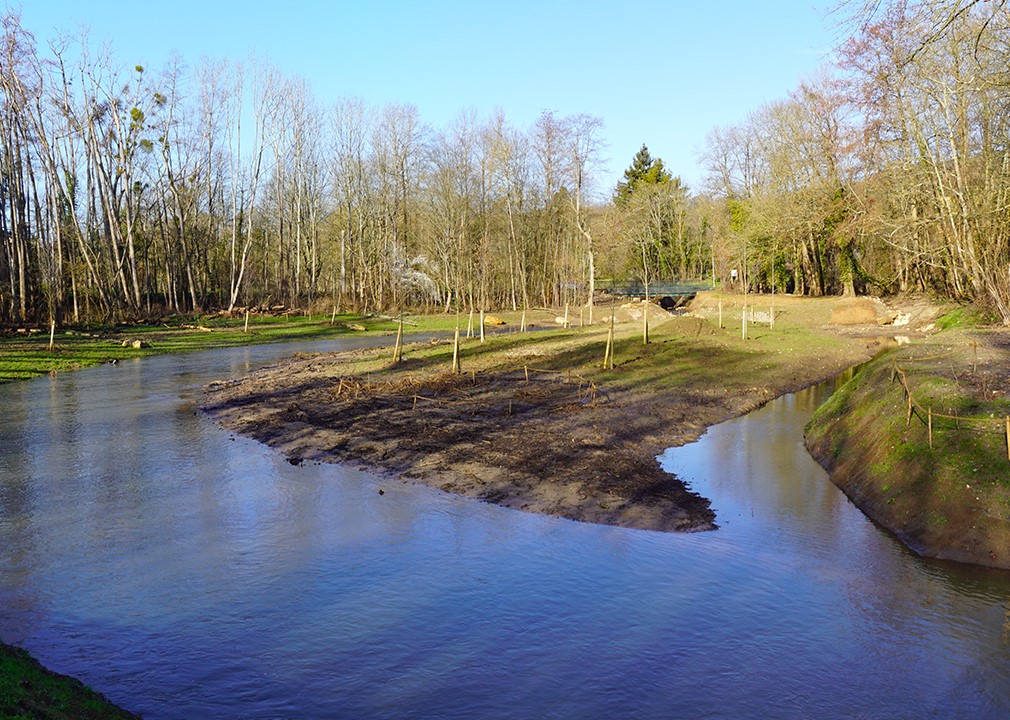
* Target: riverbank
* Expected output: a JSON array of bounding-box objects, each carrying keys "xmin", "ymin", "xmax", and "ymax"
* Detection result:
[
  {"xmin": 0, "ymin": 310, "xmax": 440, "ymax": 384},
  {"xmin": 805, "ymin": 326, "xmax": 1010, "ymax": 569},
  {"xmin": 0, "ymin": 641, "xmax": 139, "ymax": 719},
  {"xmin": 204, "ymin": 294, "xmax": 895, "ymax": 532}
]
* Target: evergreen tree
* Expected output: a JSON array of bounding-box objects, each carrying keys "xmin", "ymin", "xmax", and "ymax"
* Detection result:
[{"xmin": 614, "ymin": 144, "xmax": 672, "ymax": 206}]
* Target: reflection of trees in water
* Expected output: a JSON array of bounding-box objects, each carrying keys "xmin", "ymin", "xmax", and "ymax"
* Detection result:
[{"xmin": 666, "ymin": 370, "xmax": 1010, "ymax": 717}]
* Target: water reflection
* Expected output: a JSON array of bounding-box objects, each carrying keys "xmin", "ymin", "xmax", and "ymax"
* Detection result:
[
  {"xmin": 1, "ymin": 345, "xmax": 1009, "ymax": 719},
  {"xmin": 661, "ymin": 375, "xmax": 1010, "ymax": 719}
]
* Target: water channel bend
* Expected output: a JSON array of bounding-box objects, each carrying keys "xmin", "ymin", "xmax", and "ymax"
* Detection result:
[{"xmin": 1, "ymin": 342, "xmax": 1009, "ymax": 719}]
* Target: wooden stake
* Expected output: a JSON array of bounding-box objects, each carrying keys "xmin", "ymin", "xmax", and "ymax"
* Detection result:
[
  {"xmin": 467, "ymin": 309, "xmax": 474, "ymax": 338},
  {"xmin": 48, "ymin": 320, "xmax": 55, "ymax": 352},
  {"xmin": 580, "ymin": 307, "xmax": 584, "ymax": 327},
  {"xmin": 770, "ymin": 253, "xmax": 776, "ymax": 330},
  {"xmin": 479, "ymin": 309, "xmax": 485, "ymax": 343},
  {"xmin": 520, "ymin": 309, "xmax": 527, "ymax": 333},
  {"xmin": 906, "ymin": 395, "xmax": 913, "ymax": 428},
  {"xmin": 718, "ymin": 298, "xmax": 723, "ymax": 329},
  {"xmin": 244, "ymin": 310, "xmax": 250, "ymax": 333},
  {"xmin": 741, "ymin": 303, "xmax": 748, "ymax": 340},
  {"xmin": 393, "ymin": 315, "xmax": 403, "ymax": 363},
  {"xmin": 611, "ymin": 304, "xmax": 616, "ymax": 345},
  {"xmin": 451, "ymin": 327, "xmax": 461, "ymax": 373},
  {"xmin": 642, "ymin": 300, "xmax": 649, "ymax": 345},
  {"xmin": 928, "ymin": 407, "xmax": 932, "ymax": 448},
  {"xmin": 603, "ymin": 306, "xmax": 616, "ymax": 369},
  {"xmin": 564, "ymin": 303, "xmax": 569, "ymax": 329},
  {"xmin": 331, "ymin": 306, "xmax": 337, "ymax": 325},
  {"xmin": 525, "ymin": 365, "xmax": 529, "ymax": 384}
]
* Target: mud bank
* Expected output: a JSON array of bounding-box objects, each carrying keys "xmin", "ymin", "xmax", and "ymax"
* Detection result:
[{"xmin": 204, "ymin": 310, "xmax": 874, "ymax": 533}]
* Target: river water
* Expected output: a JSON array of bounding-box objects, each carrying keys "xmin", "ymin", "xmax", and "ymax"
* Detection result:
[{"xmin": 1, "ymin": 341, "xmax": 1009, "ymax": 719}]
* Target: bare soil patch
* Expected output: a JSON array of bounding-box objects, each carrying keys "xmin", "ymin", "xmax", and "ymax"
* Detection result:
[{"xmin": 203, "ymin": 295, "xmax": 888, "ymax": 533}]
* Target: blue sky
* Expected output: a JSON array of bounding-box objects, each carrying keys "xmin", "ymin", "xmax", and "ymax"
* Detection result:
[{"xmin": 18, "ymin": 0, "xmax": 842, "ymax": 196}]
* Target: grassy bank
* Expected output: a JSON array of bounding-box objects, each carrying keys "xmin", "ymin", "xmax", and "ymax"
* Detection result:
[
  {"xmin": 0, "ymin": 309, "xmax": 491, "ymax": 384},
  {"xmin": 277, "ymin": 296, "xmax": 872, "ymax": 406},
  {"xmin": 0, "ymin": 641, "xmax": 138, "ymax": 720},
  {"xmin": 0, "ymin": 296, "xmax": 868, "ymax": 387},
  {"xmin": 805, "ymin": 327, "xmax": 1010, "ymax": 568}
]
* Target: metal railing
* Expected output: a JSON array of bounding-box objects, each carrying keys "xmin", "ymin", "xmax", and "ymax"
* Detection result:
[{"xmin": 597, "ymin": 281, "xmax": 712, "ymax": 298}]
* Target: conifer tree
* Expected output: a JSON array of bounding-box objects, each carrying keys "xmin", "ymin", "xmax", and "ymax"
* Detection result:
[{"xmin": 613, "ymin": 144, "xmax": 671, "ymax": 206}]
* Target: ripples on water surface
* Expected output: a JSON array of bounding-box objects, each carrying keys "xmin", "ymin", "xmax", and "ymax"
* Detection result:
[{"xmin": 2, "ymin": 342, "xmax": 1010, "ymax": 719}]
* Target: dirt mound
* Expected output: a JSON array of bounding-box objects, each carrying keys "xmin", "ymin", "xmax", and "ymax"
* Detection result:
[{"xmin": 829, "ymin": 297, "xmax": 895, "ymax": 325}]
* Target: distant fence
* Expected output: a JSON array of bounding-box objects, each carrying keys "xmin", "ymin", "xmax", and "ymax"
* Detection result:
[{"xmin": 890, "ymin": 346, "xmax": 1010, "ymax": 458}]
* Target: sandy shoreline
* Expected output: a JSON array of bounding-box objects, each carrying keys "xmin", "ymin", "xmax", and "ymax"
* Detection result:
[{"xmin": 202, "ymin": 309, "xmax": 877, "ymax": 533}]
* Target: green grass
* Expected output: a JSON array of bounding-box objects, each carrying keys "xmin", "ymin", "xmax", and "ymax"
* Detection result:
[
  {"xmin": 0, "ymin": 642, "xmax": 138, "ymax": 719},
  {"xmin": 6, "ymin": 297, "xmax": 852, "ymax": 389},
  {"xmin": 320, "ymin": 310, "xmax": 859, "ymax": 413},
  {"xmin": 805, "ymin": 336, "xmax": 1010, "ymax": 563},
  {"xmin": 0, "ymin": 308, "xmax": 580, "ymax": 385},
  {"xmin": 0, "ymin": 312, "xmax": 400, "ymax": 384},
  {"xmin": 935, "ymin": 304, "xmax": 992, "ymax": 330}
]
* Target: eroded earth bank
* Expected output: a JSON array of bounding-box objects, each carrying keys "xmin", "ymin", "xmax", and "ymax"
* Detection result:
[{"xmin": 203, "ymin": 294, "xmax": 907, "ymax": 533}]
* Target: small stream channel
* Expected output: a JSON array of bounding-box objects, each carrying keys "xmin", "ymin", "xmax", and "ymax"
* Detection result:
[{"xmin": 2, "ymin": 344, "xmax": 1009, "ymax": 719}]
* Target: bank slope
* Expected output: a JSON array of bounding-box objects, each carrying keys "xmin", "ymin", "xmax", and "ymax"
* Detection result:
[
  {"xmin": 804, "ymin": 330, "xmax": 1010, "ymax": 569},
  {"xmin": 0, "ymin": 641, "xmax": 140, "ymax": 720}
]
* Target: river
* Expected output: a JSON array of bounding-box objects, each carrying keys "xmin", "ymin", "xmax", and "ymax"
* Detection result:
[{"xmin": 1, "ymin": 341, "xmax": 1009, "ymax": 719}]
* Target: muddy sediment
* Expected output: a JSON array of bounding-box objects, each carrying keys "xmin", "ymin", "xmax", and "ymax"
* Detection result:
[
  {"xmin": 205, "ymin": 362, "xmax": 720, "ymax": 532},
  {"xmin": 204, "ymin": 310, "xmax": 875, "ymax": 533}
]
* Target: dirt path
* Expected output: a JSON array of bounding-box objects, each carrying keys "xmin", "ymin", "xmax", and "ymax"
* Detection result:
[{"xmin": 203, "ymin": 295, "xmax": 925, "ymax": 532}]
